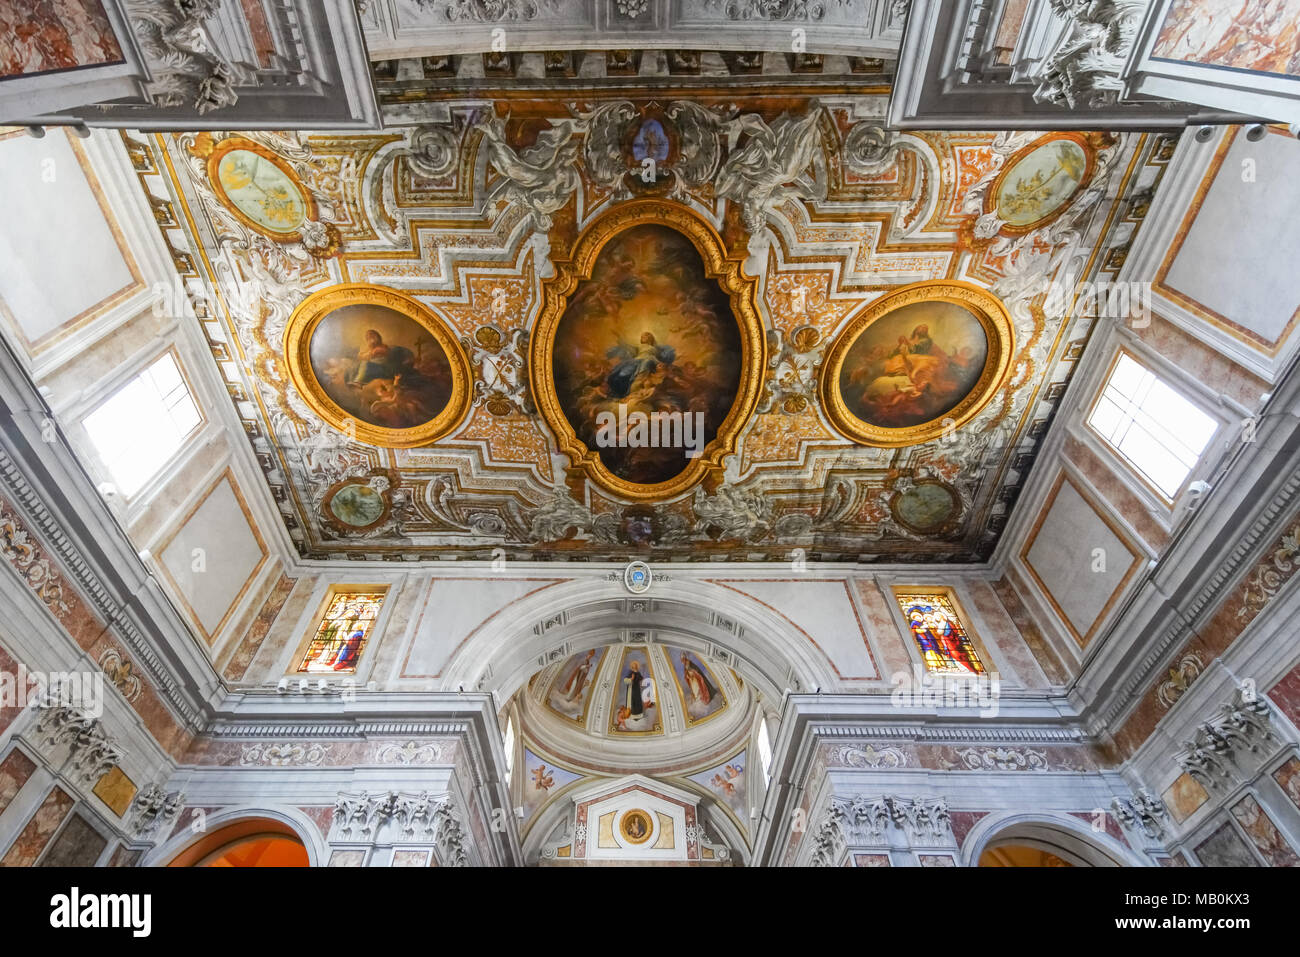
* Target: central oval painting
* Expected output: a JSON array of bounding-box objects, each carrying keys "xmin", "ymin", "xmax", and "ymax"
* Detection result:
[
  {"xmin": 820, "ymin": 281, "xmax": 1013, "ymax": 447},
  {"xmin": 550, "ymin": 223, "xmax": 744, "ymax": 487},
  {"xmin": 284, "ymin": 284, "xmax": 471, "ymax": 448}
]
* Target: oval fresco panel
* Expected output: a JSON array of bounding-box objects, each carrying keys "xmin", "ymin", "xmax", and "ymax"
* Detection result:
[
  {"xmin": 820, "ymin": 281, "xmax": 1013, "ymax": 447},
  {"xmin": 839, "ymin": 300, "xmax": 989, "ymax": 429},
  {"xmin": 892, "ymin": 481, "xmax": 959, "ymax": 534},
  {"xmin": 328, "ymin": 483, "xmax": 386, "ymax": 528},
  {"xmin": 284, "ymin": 284, "xmax": 471, "ymax": 449},
  {"xmin": 214, "ymin": 147, "xmax": 309, "ymax": 235},
  {"xmin": 551, "ymin": 224, "xmax": 743, "ymax": 486},
  {"xmin": 307, "ymin": 303, "xmax": 454, "ymax": 430},
  {"xmin": 994, "ymin": 136, "xmax": 1090, "ymax": 230}
]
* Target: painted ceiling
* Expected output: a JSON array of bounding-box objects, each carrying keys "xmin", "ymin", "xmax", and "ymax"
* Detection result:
[{"xmin": 133, "ymin": 87, "xmax": 1166, "ymax": 563}]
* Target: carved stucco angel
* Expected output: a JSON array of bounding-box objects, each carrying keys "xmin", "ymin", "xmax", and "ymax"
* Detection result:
[
  {"xmin": 475, "ymin": 111, "xmax": 586, "ymax": 233},
  {"xmin": 714, "ymin": 107, "xmax": 828, "ymax": 244}
]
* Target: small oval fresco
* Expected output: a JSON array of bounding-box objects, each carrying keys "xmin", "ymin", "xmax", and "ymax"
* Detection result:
[
  {"xmin": 552, "ymin": 224, "xmax": 743, "ymax": 486},
  {"xmin": 892, "ymin": 481, "xmax": 959, "ymax": 534},
  {"xmin": 215, "ymin": 148, "xmax": 308, "ymax": 234},
  {"xmin": 307, "ymin": 303, "xmax": 455, "ymax": 431},
  {"xmin": 327, "ymin": 483, "xmax": 385, "ymax": 528},
  {"xmin": 838, "ymin": 300, "xmax": 990, "ymax": 430},
  {"xmin": 994, "ymin": 138, "xmax": 1089, "ymax": 229}
]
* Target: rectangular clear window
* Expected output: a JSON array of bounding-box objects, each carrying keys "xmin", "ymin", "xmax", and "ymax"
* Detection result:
[
  {"xmin": 82, "ymin": 351, "xmax": 202, "ymax": 497},
  {"xmin": 1086, "ymin": 352, "xmax": 1217, "ymax": 500}
]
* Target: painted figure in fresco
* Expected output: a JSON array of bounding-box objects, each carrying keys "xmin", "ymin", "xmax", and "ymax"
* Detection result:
[
  {"xmin": 907, "ymin": 605, "xmax": 983, "ymax": 674},
  {"xmin": 559, "ymin": 649, "xmax": 597, "ymax": 701},
  {"xmin": 711, "ymin": 773, "xmax": 736, "ymax": 796},
  {"xmin": 348, "ymin": 330, "xmax": 399, "ymax": 387},
  {"xmin": 531, "ymin": 765, "xmax": 555, "ymax": 791},
  {"xmin": 313, "ymin": 322, "xmax": 451, "ymax": 430},
  {"xmin": 847, "ymin": 322, "xmax": 977, "ymax": 427},
  {"xmin": 681, "ymin": 653, "xmax": 719, "ymax": 707},
  {"xmin": 605, "ymin": 331, "xmax": 677, "ymax": 399},
  {"xmin": 623, "ymin": 660, "xmax": 646, "ymax": 717},
  {"xmin": 625, "ymin": 814, "xmax": 647, "ymax": 840},
  {"xmin": 632, "ymin": 119, "xmax": 671, "ymax": 164},
  {"xmin": 553, "ymin": 224, "xmax": 742, "ymax": 485},
  {"xmin": 331, "ymin": 629, "xmax": 365, "ymax": 671},
  {"xmin": 615, "ymin": 660, "xmax": 657, "ymax": 730}
]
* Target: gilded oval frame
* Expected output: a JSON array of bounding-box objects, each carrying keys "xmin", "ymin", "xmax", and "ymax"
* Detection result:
[
  {"xmin": 818, "ymin": 280, "xmax": 1014, "ymax": 448},
  {"xmin": 529, "ymin": 201, "xmax": 767, "ymax": 502},
  {"xmin": 984, "ymin": 131, "xmax": 1097, "ymax": 236},
  {"xmin": 207, "ymin": 137, "xmax": 317, "ymax": 242},
  {"xmin": 284, "ymin": 283, "xmax": 472, "ymax": 449}
]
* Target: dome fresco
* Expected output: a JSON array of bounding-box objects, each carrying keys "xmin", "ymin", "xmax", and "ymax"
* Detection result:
[{"xmin": 527, "ymin": 643, "xmax": 746, "ymax": 745}]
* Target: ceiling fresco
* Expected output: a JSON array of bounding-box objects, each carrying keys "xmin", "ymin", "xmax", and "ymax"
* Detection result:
[{"xmin": 132, "ymin": 89, "xmax": 1168, "ymax": 563}]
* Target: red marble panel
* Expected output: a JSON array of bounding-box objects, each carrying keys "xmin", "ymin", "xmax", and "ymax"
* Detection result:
[
  {"xmin": 0, "ymin": 749, "xmax": 37, "ymax": 817},
  {"xmin": 1230, "ymin": 794, "xmax": 1300, "ymax": 867},
  {"xmin": 948, "ymin": 810, "xmax": 989, "ymax": 849},
  {"xmin": 0, "ymin": 785, "xmax": 73, "ymax": 866},
  {"xmin": 1268, "ymin": 662, "xmax": 1300, "ymax": 732},
  {"xmin": 223, "ymin": 573, "xmax": 298, "ymax": 681}
]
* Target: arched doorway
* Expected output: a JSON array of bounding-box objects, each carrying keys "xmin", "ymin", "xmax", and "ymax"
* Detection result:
[
  {"xmin": 979, "ymin": 844, "xmax": 1073, "ymax": 867},
  {"xmin": 167, "ymin": 817, "xmax": 310, "ymax": 867},
  {"xmin": 963, "ymin": 813, "xmax": 1140, "ymax": 867}
]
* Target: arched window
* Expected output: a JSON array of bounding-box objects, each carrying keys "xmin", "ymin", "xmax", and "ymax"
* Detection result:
[
  {"xmin": 757, "ymin": 717, "xmax": 773, "ymax": 783},
  {"xmin": 167, "ymin": 818, "xmax": 309, "ymax": 867},
  {"xmin": 503, "ymin": 714, "xmax": 517, "ymax": 782}
]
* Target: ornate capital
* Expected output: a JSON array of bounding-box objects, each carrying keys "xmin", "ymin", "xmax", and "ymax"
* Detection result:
[
  {"xmin": 34, "ymin": 696, "xmax": 124, "ymax": 786},
  {"xmin": 130, "ymin": 784, "xmax": 186, "ymax": 839}
]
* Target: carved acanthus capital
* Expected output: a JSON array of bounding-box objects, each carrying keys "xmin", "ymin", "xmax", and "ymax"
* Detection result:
[
  {"xmin": 1112, "ymin": 788, "xmax": 1169, "ymax": 840},
  {"xmin": 34, "ymin": 696, "xmax": 124, "ymax": 785},
  {"xmin": 125, "ymin": 0, "xmax": 241, "ymax": 114},
  {"xmin": 811, "ymin": 793, "xmax": 953, "ymax": 863},
  {"xmin": 1033, "ymin": 0, "xmax": 1147, "ymax": 109},
  {"xmin": 1175, "ymin": 687, "xmax": 1276, "ymax": 791}
]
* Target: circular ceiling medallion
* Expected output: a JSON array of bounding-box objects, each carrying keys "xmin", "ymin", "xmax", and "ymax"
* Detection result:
[
  {"xmin": 624, "ymin": 560, "xmax": 653, "ymax": 593},
  {"xmin": 989, "ymin": 133, "xmax": 1095, "ymax": 234},
  {"xmin": 284, "ymin": 284, "xmax": 472, "ymax": 449},
  {"xmin": 322, "ymin": 474, "xmax": 392, "ymax": 532},
  {"xmin": 819, "ymin": 281, "xmax": 1014, "ymax": 447},
  {"xmin": 619, "ymin": 809, "xmax": 653, "ymax": 845},
  {"xmin": 891, "ymin": 480, "xmax": 960, "ymax": 535},
  {"xmin": 206, "ymin": 138, "xmax": 315, "ymax": 240}
]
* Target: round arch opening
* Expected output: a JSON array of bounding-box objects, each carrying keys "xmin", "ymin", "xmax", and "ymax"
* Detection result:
[
  {"xmin": 167, "ymin": 817, "xmax": 310, "ymax": 868},
  {"xmin": 968, "ymin": 816, "xmax": 1134, "ymax": 867}
]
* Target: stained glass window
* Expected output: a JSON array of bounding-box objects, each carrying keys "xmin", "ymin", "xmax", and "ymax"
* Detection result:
[
  {"xmin": 296, "ymin": 591, "xmax": 385, "ymax": 674},
  {"xmin": 896, "ymin": 592, "xmax": 985, "ymax": 675}
]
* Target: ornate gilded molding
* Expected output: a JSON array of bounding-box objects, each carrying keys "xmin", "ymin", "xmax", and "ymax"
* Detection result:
[
  {"xmin": 283, "ymin": 283, "xmax": 473, "ymax": 449},
  {"xmin": 818, "ymin": 280, "xmax": 1014, "ymax": 448},
  {"xmin": 529, "ymin": 201, "xmax": 767, "ymax": 502}
]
